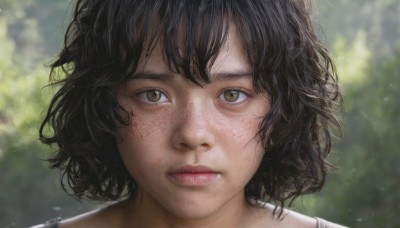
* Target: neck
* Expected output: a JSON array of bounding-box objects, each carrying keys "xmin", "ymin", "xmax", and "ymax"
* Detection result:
[{"xmin": 124, "ymin": 191, "xmax": 253, "ymax": 228}]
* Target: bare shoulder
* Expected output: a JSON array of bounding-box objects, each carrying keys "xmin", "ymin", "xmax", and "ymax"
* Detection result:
[
  {"xmin": 60, "ymin": 201, "xmax": 128, "ymax": 228},
  {"xmin": 59, "ymin": 201, "xmax": 127, "ymax": 228},
  {"xmin": 280, "ymin": 210, "xmax": 348, "ymax": 228},
  {"xmin": 58, "ymin": 209, "xmax": 105, "ymax": 228},
  {"xmin": 249, "ymin": 202, "xmax": 347, "ymax": 228}
]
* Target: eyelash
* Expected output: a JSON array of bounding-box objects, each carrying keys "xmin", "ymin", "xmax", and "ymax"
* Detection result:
[
  {"xmin": 135, "ymin": 88, "xmax": 250, "ymax": 105},
  {"xmin": 217, "ymin": 88, "xmax": 250, "ymax": 105},
  {"xmin": 135, "ymin": 88, "xmax": 170, "ymax": 104}
]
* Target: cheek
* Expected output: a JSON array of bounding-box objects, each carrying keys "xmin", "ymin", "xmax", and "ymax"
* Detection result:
[
  {"xmin": 222, "ymin": 100, "xmax": 268, "ymax": 147},
  {"xmin": 115, "ymin": 113, "xmax": 167, "ymax": 178},
  {"xmin": 217, "ymin": 114, "xmax": 264, "ymax": 168},
  {"xmin": 224, "ymin": 115, "xmax": 262, "ymax": 145},
  {"xmin": 116, "ymin": 133, "xmax": 165, "ymax": 185},
  {"xmin": 116, "ymin": 104, "xmax": 170, "ymax": 140}
]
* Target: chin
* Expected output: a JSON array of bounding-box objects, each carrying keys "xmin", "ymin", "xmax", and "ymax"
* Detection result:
[{"xmin": 162, "ymin": 197, "xmax": 221, "ymax": 220}]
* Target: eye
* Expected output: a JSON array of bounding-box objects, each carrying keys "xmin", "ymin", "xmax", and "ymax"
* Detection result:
[
  {"xmin": 218, "ymin": 89, "xmax": 249, "ymax": 104},
  {"xmin": 136, "ymin": 89, "xmax": 169, "ymax": 103}
]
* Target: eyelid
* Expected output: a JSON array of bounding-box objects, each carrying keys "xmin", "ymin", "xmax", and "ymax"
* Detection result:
[
  {"xmin": 218, "ymin": 88, "xmax": 251, "ymax": 104},
  {"xmin": 135, "ymin": 88, "xmax": 170, "ymax": 104}
]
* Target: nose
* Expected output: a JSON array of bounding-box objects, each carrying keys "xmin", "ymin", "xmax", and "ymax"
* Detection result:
[{"xmin": 172, "ymin": 101, "xmax": 215, "ymax": 152}]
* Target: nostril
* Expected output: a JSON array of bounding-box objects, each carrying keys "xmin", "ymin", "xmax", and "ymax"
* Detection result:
[
  {"xmin": 200, "ymin": 143, "xmax": 210, "ymax": 149},
  {"xmin": 173, "ymin": 129, "xmax": 215, "ymax": 152}
]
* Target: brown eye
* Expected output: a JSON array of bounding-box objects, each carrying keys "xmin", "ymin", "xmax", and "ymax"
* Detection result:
[
  {"xmin": 136, "ymin": 89, "xmax": 169, "ymax": 104},
  {"xmin": 223, "ymin": 90, "xmax": 240, "ymax": 102},
  {"xmin": 146, "ymin": 90, "xmax": 162, "ymax": 102},
  {"xmin": 218, "ymin": 89, "xmax": 248, "ymax": 104}
]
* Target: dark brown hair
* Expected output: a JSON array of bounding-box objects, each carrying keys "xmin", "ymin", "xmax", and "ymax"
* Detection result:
[{"xmin": 40, "ymin": 0, "xmax": 342, "ymax": 215}]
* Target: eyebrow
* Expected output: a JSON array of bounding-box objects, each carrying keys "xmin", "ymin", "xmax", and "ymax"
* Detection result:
[{"xmin": 129, "ymin": 71, "xmax": 253, "ymax": 82}]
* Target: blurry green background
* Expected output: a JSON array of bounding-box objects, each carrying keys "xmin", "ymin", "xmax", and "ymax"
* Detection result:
[{"xmin": 0, "ymin": 0, "xmax": 399, "ymax": 227}]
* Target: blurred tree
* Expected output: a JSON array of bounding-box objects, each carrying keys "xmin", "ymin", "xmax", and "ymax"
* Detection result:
[
  {"xmin": 315, "ymin": 0, "xmax": 400, "ymax": 59},
  {"xmin": 297, "ymin": 32, "xmax": 400, "ymax": 228},
  {"xmin": 336, "ymin": 46, "xmax": 400, "ymax": 227},
  {"xmin": 0, "ymin": 0, "xmax": 72, "ymax": 67},
  {"xmin": 0, "ymin": 16, "xmax": 94, "ymax": 227}
]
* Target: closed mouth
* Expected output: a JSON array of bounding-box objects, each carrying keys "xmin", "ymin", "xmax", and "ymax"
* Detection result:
[{"xmin": 167, "ymin": 165, "xmax": 220, "ymax": 186}]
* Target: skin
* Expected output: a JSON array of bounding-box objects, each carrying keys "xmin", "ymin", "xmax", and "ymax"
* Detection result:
[
  {"xmin": 38, "ymin": 27, "xmax": 319, "ymax": 228},
  {"xmin": 115, "ymin": 26, "xmax": 269, "ymax": 227}
]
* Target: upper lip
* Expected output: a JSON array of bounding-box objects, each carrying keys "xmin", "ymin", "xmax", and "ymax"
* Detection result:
[{"xmin": 168, "ymin": 165, "xmax": 218, "ymax": 174}]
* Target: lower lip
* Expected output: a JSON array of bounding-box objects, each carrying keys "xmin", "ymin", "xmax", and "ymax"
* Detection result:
[{"xmin": 167, "ymin": 173, "xmax": 219, "ymax": 186}]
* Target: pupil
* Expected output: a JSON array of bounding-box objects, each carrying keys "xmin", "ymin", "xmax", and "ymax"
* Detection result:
[
  {"xmin": 147, "ymin": 90, "xmax": 161, "ymax": 102},
  {"xmin": 224, "ymin": 90, "xmax": 239, "ymax": 102}
]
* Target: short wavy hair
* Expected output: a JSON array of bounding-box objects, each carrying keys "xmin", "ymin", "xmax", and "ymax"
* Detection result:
[{"xmin": 40, "ymin": 0, "xmax": 342, "ymax": 215}]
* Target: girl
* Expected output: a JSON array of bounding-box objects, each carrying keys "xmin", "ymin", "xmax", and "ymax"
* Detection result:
[{"xmin": 35, "ymin": 0, "xmax": 345, "ymax": 227}]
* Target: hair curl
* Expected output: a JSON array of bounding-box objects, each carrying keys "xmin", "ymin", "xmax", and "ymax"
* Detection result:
[{"xmin": 40, "ymin": 0, "xmax": 342, "ymax": 215}]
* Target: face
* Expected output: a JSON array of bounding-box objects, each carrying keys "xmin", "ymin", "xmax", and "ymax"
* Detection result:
[{"xmin": 115, "ymin": 27, "xmax": 270, "ymax": 221}]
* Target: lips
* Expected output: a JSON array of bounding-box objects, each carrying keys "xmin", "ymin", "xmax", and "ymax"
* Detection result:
[{"xmin": 167, "ymin": 165, "xmax": 220, "ymax": 186}]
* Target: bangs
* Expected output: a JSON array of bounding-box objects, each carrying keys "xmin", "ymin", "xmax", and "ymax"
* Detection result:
[
  {"xmin": 85, "ymin": 0, "xmax": 309, "ymax": 92},
  {"xmin": 119, "ymin": 1, "xmax": 234, "ymax": 85}
]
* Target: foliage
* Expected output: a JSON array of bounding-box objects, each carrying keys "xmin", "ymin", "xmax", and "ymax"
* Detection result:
[
  {"xmin": 327, "ymin": 44, "xmax": 400, "ymax": 227},
  {"xmin": 315, "ymin": 0, "xmax": 400, "ymax": 58},
  {"xmin": 296, "ymin": 30, "xmax": 400, "ymax": 228},
  {"xmin": 0, "ymin": 15, "xmax": 93, "ymax": 227}
]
